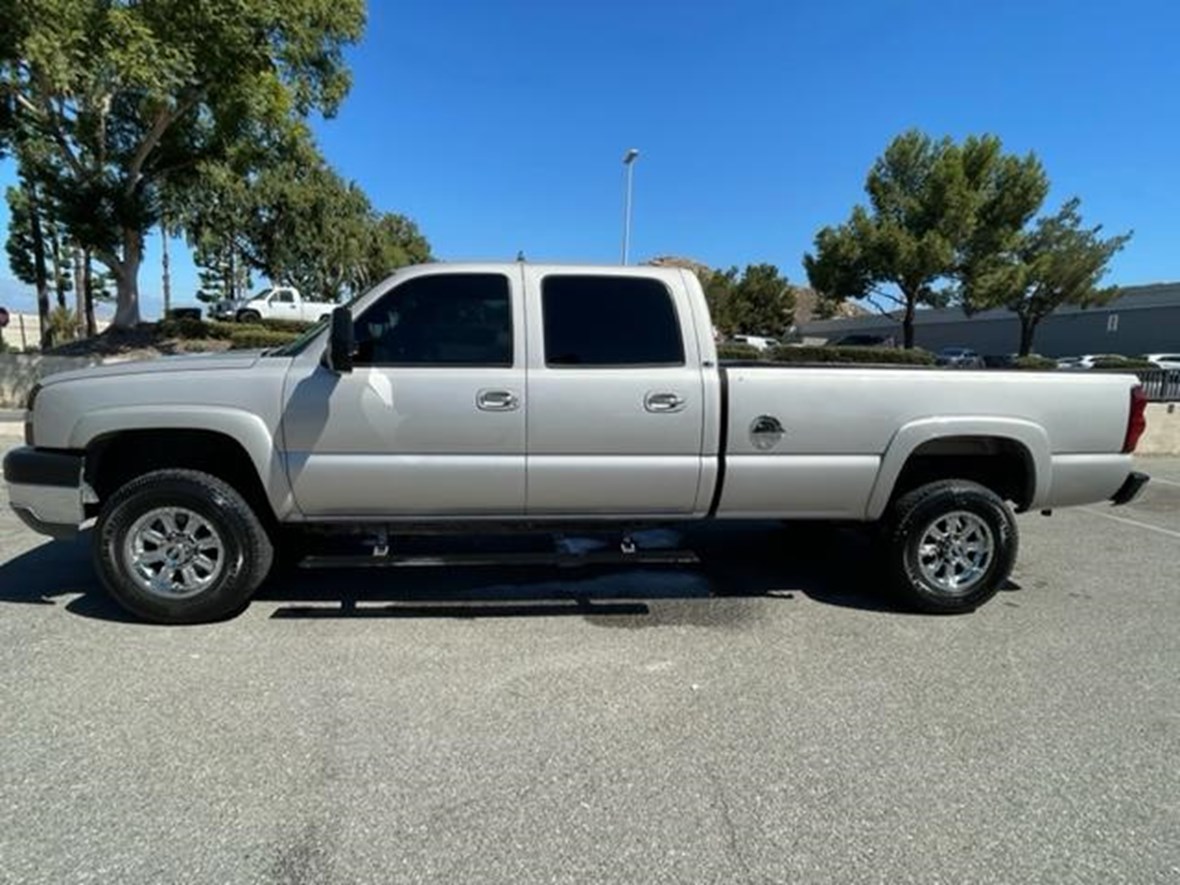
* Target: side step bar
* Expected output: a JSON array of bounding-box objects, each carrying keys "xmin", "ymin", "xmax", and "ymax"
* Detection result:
[{"xmin": 299, "ymin": 549, "xmax": 700, "ymax": 570}]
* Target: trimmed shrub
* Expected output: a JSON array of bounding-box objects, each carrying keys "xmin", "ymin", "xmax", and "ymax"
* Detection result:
[
  {"xmin": 256, "ymin": 317, "xmax": 320, "ymax": 333},
  {"xmin": 768, "ymin": 345, "xmax": 935, "ymax": 365},
  {"xmin": 717, "ymin": 342, "xmax": 764, "ymax": 361},
  {"xmin": 1092, "ymin": 357, "xmax": 1156, "ymax": 370},
  {"xmin": 158, "ymin": 317, "xmax": 213, "ymax": 340},
  {"xmin": 1012, "ymin": 355, "xmax": 1057, "ymax": 370},
  {"xmin": 48, "ymin": 306, "xmax": 82, "ymax": 342},
  {"xmin": 229, "ymin": 328, "xmax": 301, "ymax": 350}
]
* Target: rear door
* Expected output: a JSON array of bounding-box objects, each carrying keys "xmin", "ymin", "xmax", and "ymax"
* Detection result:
[{"xmin": 522, "ymin": 268, "xmax": 707, "ymax": 516}]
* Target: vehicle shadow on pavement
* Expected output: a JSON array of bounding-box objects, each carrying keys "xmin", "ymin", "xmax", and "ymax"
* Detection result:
[
  {"xmin": 259, "ymin": 522, "xmax": 917, "ymax": 620},
  {"xmin": 0, "ymin": 524, "xmax": 1015, "ymax": 623}
]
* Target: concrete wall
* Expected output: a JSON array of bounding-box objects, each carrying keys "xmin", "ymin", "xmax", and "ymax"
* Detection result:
[
  {"xmin": 0, "ymin": 354, "xmax": 106, "ymax": 408},
  {"xmin": 2, "ymin": 313, "xmax": 111, "ymax": 351}
]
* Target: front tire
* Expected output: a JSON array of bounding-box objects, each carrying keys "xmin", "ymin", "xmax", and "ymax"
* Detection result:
[
  {"xmin": 94, "ymin": 469, "xmax": 274, "ymax": 624},
  {"xmin": 237, "ymin": 309, "xmax": 262, "ymax": 323},
  {"xmin": 883, "ymin": 479, "xmax": 1017, "ymax": 614}
]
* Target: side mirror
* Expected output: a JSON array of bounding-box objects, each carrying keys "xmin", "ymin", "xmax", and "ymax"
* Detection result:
[{"xmin": 325, "ymin": 306, "xmax": 354, "ymax": 373}]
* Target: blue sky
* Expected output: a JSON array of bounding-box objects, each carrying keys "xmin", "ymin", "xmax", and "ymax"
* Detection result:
[{"xmin": 2, "ymin": 0, "xmax": 1178, "ymax": 317}]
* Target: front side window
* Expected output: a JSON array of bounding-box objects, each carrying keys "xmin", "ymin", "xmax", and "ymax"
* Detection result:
[
  {"xmin": 542, "ymin": 275, "xmax": 684, "ymax": 367},
  {"xmin": 272, "ymin": 290, "xmax": 295, "ymax": 304},
  {"xmin": 353, "ymin": 273, "xmax": 512, "ymax": 366}
]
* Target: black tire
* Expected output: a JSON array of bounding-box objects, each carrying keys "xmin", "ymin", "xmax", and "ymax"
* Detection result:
[
  {"xmin": 237, "ymin": 309, "xmax": 261, "ymax": 323},
  {"xmin": 94, "ymin": 469, "xmax": 274, "ymax": 624},
  {"xmin": 883, "ymin": 479, "xmax": 1017, "ymax": 614}
]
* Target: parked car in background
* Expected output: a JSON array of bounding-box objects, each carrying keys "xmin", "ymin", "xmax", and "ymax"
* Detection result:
[
  {"xmin": 1142, "ymin": 353, "xmax": 1180, "ymax": 370},
  {"xmin": 1057, "ymin": 354, "xmax": 1127, "ymax": 370},
  {"xmin": 210, "ymin": 286, "xmax": 335, "ymax": 323},
  {"xmin": 935, "ymin": 346, "xmax": 984, "ymax": 368},
  {"xmin": 731, "ymin": 334, "xmax": 780, "ymax": 352}
]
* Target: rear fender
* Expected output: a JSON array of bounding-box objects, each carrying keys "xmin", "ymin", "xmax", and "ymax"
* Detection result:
[{"xmin": 865, "ymin": 416, "xmax": 1052, "ymax": 520}]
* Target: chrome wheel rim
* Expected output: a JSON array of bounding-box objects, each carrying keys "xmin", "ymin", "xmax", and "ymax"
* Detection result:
[
  {"xmin": 122, "ymin": 507, "xmax": 225, "ymax": 599},
  {"xmin": 916, "ymin": 510, "xmax": 994, "ymax": 596}
]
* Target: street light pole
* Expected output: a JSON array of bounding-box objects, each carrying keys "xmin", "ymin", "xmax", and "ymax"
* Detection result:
[{"xmin": 621, "ymin": 148, "xmax": 639, "ymax": 264}]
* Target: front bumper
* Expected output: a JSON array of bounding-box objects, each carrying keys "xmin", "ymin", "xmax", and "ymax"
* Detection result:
[
  {"xmin": 1110, "ymin": 471, "xmax": 1150, "ymax": 506},
  {"xmin": 2, "ymin": 447, "xmax": 85, "ymax": 538}
]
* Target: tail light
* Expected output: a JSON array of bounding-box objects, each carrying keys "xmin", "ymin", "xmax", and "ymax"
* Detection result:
[{"xmin": 1122, "ymin": 385, "xmax": 1147, "ymax": 453}]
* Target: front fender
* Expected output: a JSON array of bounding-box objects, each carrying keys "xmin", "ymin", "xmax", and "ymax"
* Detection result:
[
  {"xmin": 864, "ymin": 416, "xmax": 1052, "ymax": 520},
  {"xmin": 69, "ymin": 406, "xmax": 295, "ymax": 518}
]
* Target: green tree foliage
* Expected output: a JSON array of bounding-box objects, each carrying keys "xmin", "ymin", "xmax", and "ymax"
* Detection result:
[
  {"xmin": 0, "ymin": 0, "xmax": 366, "ymax": 328},
  {"xmin": 362, "ymin": 212, "xmax": 431, "ymax": 289},
  {"xmin": 706, "ymin": 264, "xmax": 795, "ymax": 339},
  {"xmin": 4, "ymin": 178, "xmax": 53, "ymax": 347},
  {"xmin": 805, "ymin": 130, "xmax": 1048, "ymax": 348},
  {"xmin": 963, "ymin": 199, "xmax": 1131, "ymax": 355}
]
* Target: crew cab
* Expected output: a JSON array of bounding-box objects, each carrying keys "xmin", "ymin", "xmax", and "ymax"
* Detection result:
[
  {"xmin": 4, "ymin": 263, "xmax": 1150, "ymax": 623},
  {"xmin": 210, "ymin": 286, "xmax": 334, "ymax": 324}
]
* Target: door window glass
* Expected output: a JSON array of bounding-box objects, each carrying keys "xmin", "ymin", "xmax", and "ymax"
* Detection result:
[{"xmin": 354, "ymin": 273, "xmax": 512, "ymax": 366}]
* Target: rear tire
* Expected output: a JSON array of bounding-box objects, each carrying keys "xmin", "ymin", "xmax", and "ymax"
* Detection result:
[
  {"xmin": 883, "ymin": 479, "xmax": 1017, "ymax": 614},
  {"xmin": 94, "ymin": 469, "xmax": 273, "ymax": 624}
]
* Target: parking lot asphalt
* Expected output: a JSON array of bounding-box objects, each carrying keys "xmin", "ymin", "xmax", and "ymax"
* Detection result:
[{"xmin": 1, "ymin": 433, "xmax": 1177, "ymax": 884}]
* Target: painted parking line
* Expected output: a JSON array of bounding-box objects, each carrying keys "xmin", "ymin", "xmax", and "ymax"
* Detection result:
[
  {"xmin": 1145, "ymin": 476, "xmax": 1180, "ymax": 488},
  {"xmin": 1079, "ymin": 507, "xmax": 1180, "ymax": 540}
]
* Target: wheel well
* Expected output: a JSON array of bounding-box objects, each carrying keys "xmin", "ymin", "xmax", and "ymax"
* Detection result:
[
  {"xmin": 84, "ymin": 429, "xmax": 275, "ymax": 523},
  {"xmin": 891, "ymin": 436, "xmax": 1034, "ymax": 511}
]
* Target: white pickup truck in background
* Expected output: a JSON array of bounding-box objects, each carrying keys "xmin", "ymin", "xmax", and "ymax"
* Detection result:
[
  {"xmin": 210, "ymin": 286, "xmax": 335, "ymax": 323},
  {"xmin": 4, "ymin": 262, "xmax": 1150, "ymax": 624}
]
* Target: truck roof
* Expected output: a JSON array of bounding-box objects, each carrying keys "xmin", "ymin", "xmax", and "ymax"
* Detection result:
[{"xmin": 389, "ymin": 261, "xmax": 690, "ymax": 281}]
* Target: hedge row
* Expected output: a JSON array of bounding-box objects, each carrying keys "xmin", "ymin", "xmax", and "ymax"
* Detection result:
[
  {"xmin": 228, "ymin": 329, "xmax": 302, "ymax": 350},
  {"xmin": 159, "ymin": 316, "xmax": 318, "ymax": 341},
  {"xmin": 716, "ymin": 343, "xmax": 764, "ymax": 360},
  {"xmin": 1012, "ymin": 355, "xmax": 1057, "ymax": 370},
  {"xmin": 768, "ymin": 345, "xmax": 935, "ymax": 365},
  {"xmin": 1092, "ymin": 357, "xmax": 1157, "ymax": 370}
]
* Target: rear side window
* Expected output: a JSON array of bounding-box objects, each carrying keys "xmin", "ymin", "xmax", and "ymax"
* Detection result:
[
  {"xmin": 542, "ymin": 275, "xmax": 684, "ymax": 367},
  {"xmin": 354, "ymin": 273, "xmax": 512, "ymax": 366}
]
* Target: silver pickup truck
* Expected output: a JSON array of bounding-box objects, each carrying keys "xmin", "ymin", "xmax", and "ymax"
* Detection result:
[{"xmin": 3, "ymin": 262, "xmax": 1150, "ymax": 623}]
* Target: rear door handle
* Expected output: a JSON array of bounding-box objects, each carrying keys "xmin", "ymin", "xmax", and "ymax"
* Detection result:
[
  {"xmin": 477, "ymin": 389, "xmax": 520, "ymax": 412},
  {"xmin": 644, "ymin": 391, "xmax": 686, "ymax": 413}
]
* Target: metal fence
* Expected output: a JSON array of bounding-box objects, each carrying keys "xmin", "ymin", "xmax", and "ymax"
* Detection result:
[{"xmin": 1136, "ymin": 369, "xmax": 1180, "ymax": 402}]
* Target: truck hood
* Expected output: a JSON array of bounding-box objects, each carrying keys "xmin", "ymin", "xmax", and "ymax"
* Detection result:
[{"xmin": 41, "ymin": 352, "xmax": 266, "ymax": 387}]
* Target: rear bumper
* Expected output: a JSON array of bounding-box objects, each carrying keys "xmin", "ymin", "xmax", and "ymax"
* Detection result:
[
  {"xmin": 3, "ymin": 447, "xmax": 85, "ymax": 538},
  {"xmin": 1110, "ymin": 471, "xmax": 1150, "ymax": 506}
]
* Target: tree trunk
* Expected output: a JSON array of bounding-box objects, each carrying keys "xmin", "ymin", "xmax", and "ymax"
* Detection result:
[
  {"xmin": 49, "ymin": 226, "xmax": 68, "ymax": 312},
  {"xmin": 111, "ymin": 228, "xmax": 143, "ymax": 329},
  {"xmin": 72, "ymin": 246, "xmax": 86, "ymax": 334},
  {"xmin": 1018, "ymin": 315, "xmax": 1037, "ymax": 357},
  {"xmin": 83, "ymin": 251, "xmax": 97, "ymax": 337},
  {"xmin": 228, "ymin": 248, "xmax": 238, "ymax": 302},
  {"xmin": 901, "ymin": 296, "xmax": 916, "ymax": 350},
  {"xmin": 161, "ymin": 220, "xmax": 172, "ymax": 317},
  {"xmin": 26, "ymin": 182, "xmax": 53, "ymax": 349}
]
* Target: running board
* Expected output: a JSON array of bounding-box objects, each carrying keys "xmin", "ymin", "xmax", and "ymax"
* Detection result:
[{"xmin": 298, "ymin": 549, "xmax": 699, "ymax": 570}]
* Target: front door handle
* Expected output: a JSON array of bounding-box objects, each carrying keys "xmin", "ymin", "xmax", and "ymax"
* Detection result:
[
  {"xmin": 477, "ymin": 389, "xmax": 520, "ymax": 412},
  {"xmin": 644, "ymin": 391, "xmax": 686, "ymax": 413}
]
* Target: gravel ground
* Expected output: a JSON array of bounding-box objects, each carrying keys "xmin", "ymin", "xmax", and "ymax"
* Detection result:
[{"xmin": 1, "ymin": 437, "xmax": 1177, "ymax": 884}]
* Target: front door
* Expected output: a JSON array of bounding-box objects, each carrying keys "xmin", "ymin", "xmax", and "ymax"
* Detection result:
[
  {"xmin": 281, "ymin": 269, "xmax": 526, "ymax": 518},
  {"xmin": 522, "ymin": 268, "xmax": 706, "ymax": 516}
]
